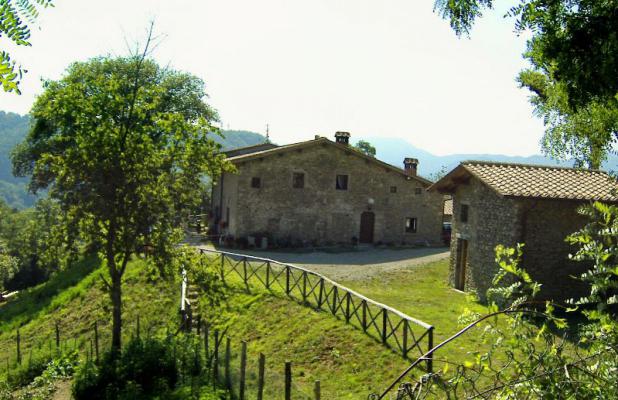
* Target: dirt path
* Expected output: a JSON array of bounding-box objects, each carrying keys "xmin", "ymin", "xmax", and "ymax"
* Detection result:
[{"xmin": 198, "ymin": 244, "xmax": 449, "ymax": 281}]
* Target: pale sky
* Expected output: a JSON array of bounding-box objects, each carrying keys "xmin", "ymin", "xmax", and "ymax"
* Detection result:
[{"xmin": 0, "ymin": 0, "xmax": 545, "ymax": 156}]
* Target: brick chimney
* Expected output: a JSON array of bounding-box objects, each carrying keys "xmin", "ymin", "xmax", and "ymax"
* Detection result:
[
  {"xmin": 334, "ymin": 131, "xmax": 351, "ymax": 145},
  {"xmin": 403, "ymin": 158, "xmax": 419, "ymax": 176}
]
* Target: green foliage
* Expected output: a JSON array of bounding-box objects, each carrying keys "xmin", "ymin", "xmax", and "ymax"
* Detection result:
[
  {"xmin": 567, "ymin": 201, "xmax": 618, "ymax": 318},
  {"xmin": 353, "ymin": 140, "xmax": 376, "ymax": 157},
  {"xmin": 435, "ymin": 0, "xmax": 618, "ymax": 167},
  {"xmin": 0, "ymin": 0, "xmax": 53, "ymax": 94},
  {"xmin": 73, "ymin": 337, "xmax": 178, "ymax": 400},
  {"xmin": 11, "ymin": 49, "xmax": 231, "ymax": 349},
  {"xmin": 0, "ymin": 197, "xmax": 73, "ymax": 291},
  {"xmin": 72, "ymin": 334, "xmax": 227, "ymax": 400}
]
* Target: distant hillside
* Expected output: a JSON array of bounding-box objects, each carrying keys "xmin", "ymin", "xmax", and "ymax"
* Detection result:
[
  {"xmin": 0, "ymin": 112, "xmax": 36, "ymax": 209},
  {"xmin": 210, "ymin": 129, "xmax": 268, "ymax": 150},
  {"xmin": 0, "ymin": 113, "xmax": 268, "ymax": 208},
  {"xmin": 363, "ymin": 137, "xmax": 618, "ymax": 180}
]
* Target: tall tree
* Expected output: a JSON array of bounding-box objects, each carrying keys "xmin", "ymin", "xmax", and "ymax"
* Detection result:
[
  {"xmin": 0, "ymin": 0, "xmax": 53, "ymax": 94},
  {"xmin": 12, "ymin": 45, "xmax": 229, "ymax": 350},
  {"xmin": 354, "ymin": 140, "xmax": 377, "ymax": 157},
  {"xmin": 434, "ymin": 0, "xmax": 618, "ymax": 167}
]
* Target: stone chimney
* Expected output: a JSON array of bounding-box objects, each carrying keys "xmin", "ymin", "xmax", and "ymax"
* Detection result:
[
  {"xmin": 403, "ymin": 158, "xmax": 419, "ymax": 176},
  {"xmin": 334, "ymin": 131, "xmax": 351, "ymax": 145}
]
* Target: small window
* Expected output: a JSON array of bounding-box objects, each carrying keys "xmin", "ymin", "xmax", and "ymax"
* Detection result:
[
  {"xmin": 390, "ymin": 186, "xmax": 397, "ymax": 193},
  {"xmin": 336, "ymin": 174, "xmax": 349, "ymax": 190},
  {"xmin": 460, "ymin": 204, "xmax": 469, "ymax": 223},
  {"xmin": 405, "ymin": 217, "xmax": 417, "ymax": 233},
  {"xmin": 414, "ymin": 188, "xmax": 422, "ymax": 195},
  {"xmin": 292, "ymin": 172, "xmax": 305, "ymax": 189},
  {"xmin": 251, "ymin": 177, "xmax": 261, "ymax": 188}
]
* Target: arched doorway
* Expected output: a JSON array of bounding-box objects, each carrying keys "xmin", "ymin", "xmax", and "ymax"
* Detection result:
[{"xmin": 359, "ymin": 212, "xmax": 375, "ymax": 244}]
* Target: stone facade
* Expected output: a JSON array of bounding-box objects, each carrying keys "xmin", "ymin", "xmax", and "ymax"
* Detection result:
[
  {"xmin": 441, "ymin": 165, "xmax": 601, "ymax": 302},
  {"xmin": 211, "ymin": 137, "xmax": 444, "ymax": 247}
]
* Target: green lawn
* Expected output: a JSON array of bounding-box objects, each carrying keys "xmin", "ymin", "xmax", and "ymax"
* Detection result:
[
  {"xmin": 0, "ymin": 252, "xmax": 503, "ymax": 399},
  {"xmin": 339, "ymin": 258, "xmax": 491, "ymax": 372}
]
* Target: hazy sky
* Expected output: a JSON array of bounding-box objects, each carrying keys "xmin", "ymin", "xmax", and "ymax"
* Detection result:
[{"xmin": 0, "ymin": 0, "xmax": 545, "ymax": 156}]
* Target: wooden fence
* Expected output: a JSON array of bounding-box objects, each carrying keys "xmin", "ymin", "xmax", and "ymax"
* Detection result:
[
  {"xmin": 197, "ymin": 248, "xmax": 435, "ymax": 372},
  {"xmin": 199, "ymin": 322, "xmax": 320, "ymax": 400}
]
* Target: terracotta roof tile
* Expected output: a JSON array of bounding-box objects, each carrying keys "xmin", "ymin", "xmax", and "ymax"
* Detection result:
[{"xmin": 462, "ymin": 161, "xmax": 618, "ymax": 201}]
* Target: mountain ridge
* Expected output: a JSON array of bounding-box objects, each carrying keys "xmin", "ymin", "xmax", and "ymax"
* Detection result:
[{"xmin": 2, "ymin": 112, "xmax": 615, "ymax": 207}]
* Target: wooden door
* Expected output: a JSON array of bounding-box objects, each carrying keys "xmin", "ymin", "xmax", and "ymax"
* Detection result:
[
  {"xmin": 359, "ymin": 212, "xmax": 375, "ymax": 243},
  {"xmin": 455, "ymin": 239, "xmax": 468, "ymax": 290}
]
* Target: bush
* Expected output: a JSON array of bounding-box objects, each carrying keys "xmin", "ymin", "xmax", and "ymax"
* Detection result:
[{"xmin": 73, "ymin": 336, "xmax": 179, "ymax": 400}]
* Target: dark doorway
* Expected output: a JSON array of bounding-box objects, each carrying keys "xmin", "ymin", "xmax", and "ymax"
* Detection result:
[
  {"xmin": 455, "ymin": 239, "xmax": 468, "ymax": 290},
  {"xmin": 359, "ymin": 212, "xmax": 375, "ymax": 243}
]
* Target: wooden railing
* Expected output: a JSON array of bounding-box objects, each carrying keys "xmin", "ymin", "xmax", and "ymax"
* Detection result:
[{"xmin": 198, "ymin": 248, "xmax": 435, "ymax": 371}]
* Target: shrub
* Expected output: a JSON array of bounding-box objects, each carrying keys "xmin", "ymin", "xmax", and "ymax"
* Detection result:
[{"xmin": 73, "ymin": 336, "xmax": 179, "ymax": 400}]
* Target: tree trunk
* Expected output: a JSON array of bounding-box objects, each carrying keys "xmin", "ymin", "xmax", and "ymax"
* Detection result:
[{"xmin": 110, "ymin": 270, "xmax": 122, "ymax": 352}]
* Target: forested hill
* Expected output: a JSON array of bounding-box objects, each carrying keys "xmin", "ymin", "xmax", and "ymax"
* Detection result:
[
  {"xmin": 0, "ymin": 112, "xmax": 267, "ymax": 208},
  {"xmin": 211, "ymin": 129, "xmax": 267, "ymax": 150},
  {"xmin": 0, "ymin": 112, "xmax": 36, "ymax": 209}
]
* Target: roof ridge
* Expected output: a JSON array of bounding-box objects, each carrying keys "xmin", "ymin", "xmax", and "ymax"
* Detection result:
[{"xmin": 461, "ymin": 160, "xmax": 607, "ymax": 174}]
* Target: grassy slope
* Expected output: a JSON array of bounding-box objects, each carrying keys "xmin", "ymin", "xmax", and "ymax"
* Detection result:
[
  {"xmin": 338, "ymin": 259, "xmax": 491, "ymax": 366},
  {"xmin": 0, "ymin": 254, "xmax": 508, "ymax": 399},
  {"xmin": 0, "ymin": 257, "xmax": 179, "ymax": 368}
]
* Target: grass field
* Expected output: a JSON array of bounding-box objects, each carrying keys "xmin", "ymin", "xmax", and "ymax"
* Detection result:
[{"xmin": 0, "ymin": 251, "xmax": 499, "ymax": 399}]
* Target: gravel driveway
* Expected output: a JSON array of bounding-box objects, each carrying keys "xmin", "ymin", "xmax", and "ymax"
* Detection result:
[{"xmin": 198, "ymin": 244, "xmax": 450, "ymax": 281}]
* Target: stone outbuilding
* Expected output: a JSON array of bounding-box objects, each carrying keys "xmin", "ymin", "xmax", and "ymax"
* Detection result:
[
  {"xmin": 210, "ymin": 132, "xmax": 445, "ymax": 247},
  {"xmin": 429, "ymin": 161, "xmax": 618, "ymax": 302}
]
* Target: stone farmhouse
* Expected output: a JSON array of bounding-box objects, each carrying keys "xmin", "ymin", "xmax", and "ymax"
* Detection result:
[
  {"xmin": 430, "ymin": 161, "xmax": 618, "ymax": 301},
  {"xmin": 210, "ymin": 132, "xmax": 444, "ymax": 247}
]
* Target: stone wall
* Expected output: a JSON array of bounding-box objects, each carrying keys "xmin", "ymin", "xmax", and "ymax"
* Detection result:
[
  {"xmin": 521, "ymin": 199, "xmax": 590, "ymax": 301},
  {"xmin": 449, "ymin": 178, "xmax": 521, "ymax": 301},
  {"xmin": 214, "ymin": 142, "xmax": 444, "ymax": 246},
  {"xmin": 450, "ymin": 179, "xmax": 592, "ymax": 302}
]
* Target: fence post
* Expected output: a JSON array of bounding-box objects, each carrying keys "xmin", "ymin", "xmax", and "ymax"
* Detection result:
[
  {"xmin": 331, "ymin": 286, "xmax": 338, "ymax": 315},
  {"xmin": 265, "ymin": 261, "xmax": 271, "ymax": 289},
  {"xmin": 427, "ymin": 327, "xmax": 434, "ymax": 373},
  {"xmin": 55, "ymin": 322, "xmax": 60, "ymax": 349},
  {"xmin": 16, "ymin": 329, "xmax": 21, "ymax": 365},
  {"xmin": 285, "ymin": 266, "xmax": 291, "ymax": 295},
  {"xmin": 243, "ymin": 257, "xmax": 248, "ymax": 285},
  {"xmin": 257, "ymin": 353, "xmax": 265, "ymax": 400},
  {"xmin": 403, "ymin": 320, "xmax": 409, "ymax": 359},
  {"xmin": 345, "ymin": 292, "xmax": 351, "ymax": 323},
  {"xmin": 302, "ymin": 271, "xmax": 308, "ymax": 303},
  {"xmin": 314, "ymin": 380, "xmax": 321, "ymax": 400},
  {"xmin": 225, "ymin": 337, "xmax": 231, "ymax": 390},
  {"xmin": 213, "ymin": 330, "xmax": 220, "ymax": 386},
  {"xmin": 317, "ymin": 278, "xmax": 324, "ymax": 309},
  {"xmin": 239, "ymin": 341, "xmax": 247, "ymax": 400},
  {"xmin": 220, "ymin": 254, "xmax": 226, "ymax": 283},
  {"xmin": 94, "ymin": 322, "xmax": 99, "ymax": 363},
  {"xmin": 284, "ymin": 361, "xmax": 292, "ymax": 400},
  {"xmin": 362, "ymin": 300, "xmax": 367, "ymax": 332},
  {"xmin": 382, "ymin": 309, "xmax": 388, "ymax": 344}
]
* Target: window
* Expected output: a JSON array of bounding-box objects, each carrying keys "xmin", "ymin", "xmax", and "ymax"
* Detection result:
[
  {"xmin": 251, "ymin": 177, "xmax": 261, "ymax": 188},
  {"xmin": 405, "ymin": 217, "xmax": 417, "ymax": 233},
  {"xmin": 414, "ymin": 188, "xmax": 422, "ymax": 195},
  {"xmin": 390, "ymin": 186, "xmax": 397, "ymax": 193},
  {"xmin": 336, "ymin": 174, "xmax": 349, "ymax": 190},
  {"xmin": 460, "ymin": 204, "xmax": 469, "ymax": 223},
  {"xmin": 292, "ymin": 172, "xmax": 305, "ymax": 189}
]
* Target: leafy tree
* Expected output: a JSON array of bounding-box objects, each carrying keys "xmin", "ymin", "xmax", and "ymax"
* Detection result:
[
  {"xmin": 354, "ymin": 140, "xmax": 376, "ymax": 157},
  {"xmin": 12, "ymin": 44, "xmax": 230, "ymax": 351},
  {"xmin": 0, "ymin": 0, "xmax": 53, "ymax": 94},
  {"xmin": 434, "ymin": 0, "xmax": 618, "ymax": 168}
]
